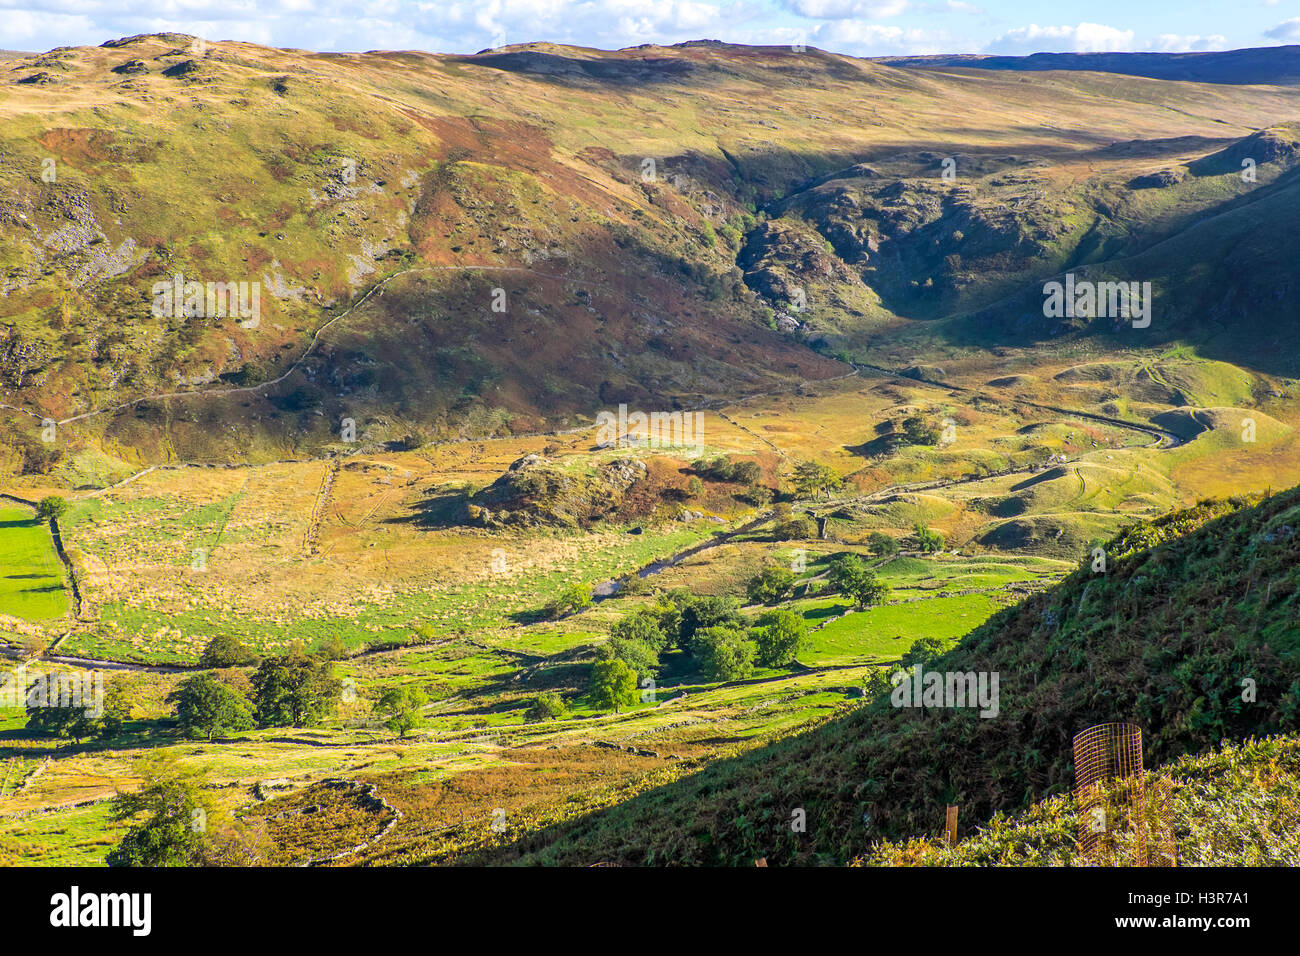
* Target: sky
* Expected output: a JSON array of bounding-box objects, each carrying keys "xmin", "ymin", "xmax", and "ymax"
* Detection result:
[{"xmin": 4, "ymin": 0, "xmax": 1300, "ymax": 58}]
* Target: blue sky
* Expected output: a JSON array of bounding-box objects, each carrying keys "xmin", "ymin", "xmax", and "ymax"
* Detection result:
[{"xmin": 3, "ymin": 0, "xmax": 1300, "ymax": 57}]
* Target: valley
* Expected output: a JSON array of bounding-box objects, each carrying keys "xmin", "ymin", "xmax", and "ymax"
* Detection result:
[{"xmin": 2, "ymin": 34, "xmax": 1300, "ymax": 868}]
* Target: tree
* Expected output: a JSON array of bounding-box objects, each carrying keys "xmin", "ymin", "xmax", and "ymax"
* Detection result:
[
  {"xmin": 98, "ymin": 679, "xmax": 134, "ymax": 739},
  {"xmin": 900, "ymin": 636, "xmax": 949, "ymax": 668},
  {"xmin": 828, "ymin": 554, "xmax": 890, "ymax": 609},
  {"xmin": 609, "ymin": 607, "xmax": 670, "ymax": 652},
  {"xmin": 525, "ymin": 692, "xmax": 567, "ymax": 723},
  {"xmin": 677, "ymin": 594, "xmax": 743, "ymax": 648},
  {"xmin": 376, "ymin": 686, "xmax": 427, "ymax": 738},
  {"xmin": 169, "ymin": 673, "xmax": 254, "ymax": 741},
  {"xmin": 250, "ymin": 653, "xmax": 342, "ymax": 727},
  {"xmin": 548, "ymin": 581, "xmax": 593, "ymax": 619},
  {"xmin": 900, "ymin": 415, "xmax": 940, "ymax": 446},
  {"xmin": 35, "ymin": 495, "xmax": 67, "ymax": 522},
  {"xmin": 106, "ymin": 755, "xmax": 212, "ymax": 867},
  {"xmin": 693, "ymin": 626, "xmax": 756, "ymax": 681},
  {"xmin": 747, "ymin": 565, "xmax": 795, "ymax": 605},
  {"xmin": 913, "ymin": 522, "xmax": 945, "ymax": 552},
  {"xmin": 867, "ymin": 532, "xmax": 899, "ymax": 557},
  {"xmin": 198, "ymin": 633, "xmax": 256, "ymax": 668},
  {"xmin": 686, "ymin": 476, "xmax": 704, "ymax": 498},
  {"xmin": 590, "ymin": 659, "xmax": 638, "ymax": 713},
  {"xmin": 791, "ymin": 461, "xmax": 842, "ymax": 499},
  {"xmin": 598, "ymin": 633, "xmax": 660, "ymax": 678},
  {"xmin": 752, "ymin": 609, "xmax": 808, "ymax": 667},
  {"xmin": 773, "ymin": 513, "xmax": 818, "ymax": 541},
  {"xmin": 24, "ymin": 676, "xmax": 131, "ymax": 743},
  {"xmin": 25, "ymin": 702, "xmax": 100, "ymax": 743}
]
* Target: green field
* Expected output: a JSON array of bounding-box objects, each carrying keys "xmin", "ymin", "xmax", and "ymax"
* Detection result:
[{"xmin": 0, "ymin": 507, "xmax": 68, "ymax": 621}]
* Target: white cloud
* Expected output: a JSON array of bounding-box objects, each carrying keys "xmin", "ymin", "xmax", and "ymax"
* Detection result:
[
  {"xmin": 1148, "ymin": 33, "xmax": 1227, "ymax": 52},
  {"xmin": 810, "ymin": 20, "xmax": 957, "ymax": 55},
  {"xmin": 779, "ymin": 0, "xmax": 908, "ymax": 19},
  {"xmin": 986, "ymin": 22, "xmax": 1135, "ymax": 55},
  {"xmin": 0, "ymin": 0, "xmax": 742, "ymax": 54},
  {"xmin": 1264, "ymin": 18, "xmax": 1300, "ymax": 42}
]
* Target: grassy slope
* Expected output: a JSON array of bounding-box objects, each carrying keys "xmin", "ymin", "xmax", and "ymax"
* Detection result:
[
  {"xmin": 4, "ymin": 38, "xmax": 1300, "ymax": 471},
  {"xmin": 860, "ymin": 735, "xmax": 1300, "ymax": 867},
  {"xmin": 0, "ymin": 506, "xmax": 67, "ymax": 620},
  {"xmin": 490, "ymin": 488, "xmax": 1300, "ymax": 865}
]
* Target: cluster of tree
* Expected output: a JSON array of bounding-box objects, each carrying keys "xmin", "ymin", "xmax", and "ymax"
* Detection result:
[
  {"xmin": 692, "ymin": 456, "xmax": 762, "ymax": 486},
  {"xmin": 746, "ymin": 553, "xmax": 890, "ymax": 611},
  {"xmin": 688, "ymin": 456, "xmax": 770, "ymax": 506},
  {"xmin": 24, "ymin": 680, "xmax": 133, "ymax": 743},
  {"xmin": 790, "ymin": 461, "xmax": 842, "ymax": 499},
  {"xmin": 589, "ymin": 592, "xmax": 812, "ymax": 709},
  {"xmin": 898, "ymin": 415, "xmax": 941, "ymax": 446},
  {"xmin": 913, "ymin": 522, "xmax": 945, "ymax": 552},
  {"xmin": 168, "ymin": 639, "xmax": 343, "ymax": 740}
]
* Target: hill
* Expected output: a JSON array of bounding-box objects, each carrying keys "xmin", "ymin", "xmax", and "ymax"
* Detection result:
[
  {"xmin": 485, "ymin": 487, "xmax": 1300, "ymax": 865},
  {"xmin": 4, "ymin": 37, "xmax": 1300, "ymax": 476},
  {"xmin": 875, "ymin": 46, "xmax": 1300, "ymax": 86}
]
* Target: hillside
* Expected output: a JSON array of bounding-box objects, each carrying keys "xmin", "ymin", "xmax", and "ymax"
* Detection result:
[
  {"xmin": 860, "ymin": 734, "xmax": 1300, "ymax": 866},
  {"xmin": 484, "ymin": 487, "xmax": 1300, "ymax": 865},
  {"xmin": 4, "ymin": 36, "xmax": 1300, "ymax": 477},
  {"xmin": 5, "ymin": 36, "xmax": 1300, "ymax": 875},
  {"xmin": 875, "ymin": 46, "xmax": 1300, "ymax": 86}
]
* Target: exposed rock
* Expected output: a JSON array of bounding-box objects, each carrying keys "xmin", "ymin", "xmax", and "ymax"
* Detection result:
[{"xmin": 1128, "ymin": 168, "xmax": 1184, "ymax": 189}]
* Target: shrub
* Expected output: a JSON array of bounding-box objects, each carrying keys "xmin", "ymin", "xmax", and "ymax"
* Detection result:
[
  {"xmin": 548, "ymin": 581, "xmax": 593, "ymax": 619},
  {"xmin": 773, "ymin": 514, "xmax": 818, "ymax": 540},
  {"xmin": 525, "ymin": 692, "xmax": 568, "ymax": 723},
  {"xmin": 867, "ymin": 532, "xmax": 899, "ymax": 557}
]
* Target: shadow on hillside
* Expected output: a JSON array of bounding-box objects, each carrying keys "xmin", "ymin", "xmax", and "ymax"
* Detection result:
[{"xmin": 459, "ymin": 50, "xmax": 695, "ymax": 85}]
